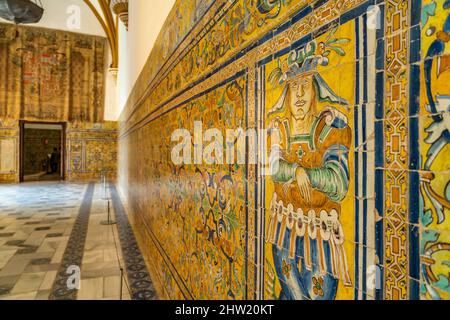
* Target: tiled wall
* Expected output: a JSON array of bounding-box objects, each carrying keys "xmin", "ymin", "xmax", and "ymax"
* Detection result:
[
  {"xmin": 66, "ymin": 122, "xmax": 118, "ymax": 182},
  {"xmin": 0, "ymin": 120, "xmax": 19, "ymax": 183},
  {"xmin": 119, "ymin": 0, "xmax": 450, "ymax": 300}
]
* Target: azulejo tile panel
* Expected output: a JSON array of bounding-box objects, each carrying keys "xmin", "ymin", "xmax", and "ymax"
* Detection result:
[
  {"xmin": 419, "ymin": 0, "xmax": 450, "ymax": 301},
  {"xmin": 124, "ymin": 74, "xmax": 252, "ymax": 300},
  {"xmin": 119, "ymin": 0, "xmax": 450, "ymax": 300},
  {"xmin": 261, "ymin": 20, "xmax": 360, "ymax": 301},
  {"xmin": 66, "ymin": 122, "xmax": 118, "ymax": 182},
  {"xmin": 0, "ymin": 120, "xmax": 19, "ymax": 183}
]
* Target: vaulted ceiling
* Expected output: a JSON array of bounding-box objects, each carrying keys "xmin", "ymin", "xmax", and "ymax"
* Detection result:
[{"xmin": 83, "ymin": 0, "xmax": 120, "ymax": 68}]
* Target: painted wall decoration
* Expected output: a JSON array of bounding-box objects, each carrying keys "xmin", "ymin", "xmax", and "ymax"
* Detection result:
[
  {"xmin": 0, "ymin": 23, "xmax": 106, "ymax": 123},
  {"xmin": 263, "ymin": 24, "xmax": 357, "ymax": 300},
  {"xmin": 119, "ymin": 0, "xmax": 450, "ymax": 300}
]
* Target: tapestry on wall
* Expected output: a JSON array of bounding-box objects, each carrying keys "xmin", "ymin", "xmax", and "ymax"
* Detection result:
[{"xmin": 0, "ymin": 23, "xmax": 106, "ymax": 123}]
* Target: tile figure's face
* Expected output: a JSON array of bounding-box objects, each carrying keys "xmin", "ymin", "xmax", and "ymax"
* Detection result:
[{"xmin": 288, "ymin": 73, "xmax": 316, "ymax": 121}]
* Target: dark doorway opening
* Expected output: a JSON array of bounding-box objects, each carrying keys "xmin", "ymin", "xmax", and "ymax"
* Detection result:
[{"xmin": 19, "ymin": 121, "xmax": 66, "ymax": 182}]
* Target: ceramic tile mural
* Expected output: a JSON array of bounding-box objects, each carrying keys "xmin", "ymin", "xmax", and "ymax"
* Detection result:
[
  {"xmin": 262, "ymin": 20, "xmax": 360, "ymax": 300},
  {"xmin": 419, "ymin": 0, "xmax": 450, "ymax": 300},
  {"xmin": 119, "ymin": 0, "xmax": 450, "ymax": 300}
]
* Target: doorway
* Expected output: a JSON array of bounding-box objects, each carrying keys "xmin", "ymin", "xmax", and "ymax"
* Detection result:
[{"xmin": 19, "ymin": 121, "xmax": 66, "ymax": 182}]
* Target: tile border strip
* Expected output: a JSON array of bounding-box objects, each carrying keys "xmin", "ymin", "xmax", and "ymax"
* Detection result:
[
  {"xmin": 49, "ymin": 183, "xmax": 95, "ymax": 300},
  {"xmin": 109, "ymin": 183, "xmax": 158, "ymax": 300}
]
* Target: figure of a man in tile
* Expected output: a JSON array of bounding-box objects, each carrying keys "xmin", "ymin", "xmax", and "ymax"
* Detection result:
[{"xmin": 266, "ymin": 43, "xmax": 353, "ymax": 300}]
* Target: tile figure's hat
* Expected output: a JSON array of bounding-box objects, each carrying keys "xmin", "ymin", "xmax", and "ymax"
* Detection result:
[{"xmin": 268, "ymin": 49, "xmax": 349, "ymax": 117}]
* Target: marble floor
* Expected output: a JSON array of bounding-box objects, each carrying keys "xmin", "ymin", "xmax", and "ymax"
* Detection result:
[{"xmin": 0, "ymin": 182, "xmax": 156, "ymax": 300}]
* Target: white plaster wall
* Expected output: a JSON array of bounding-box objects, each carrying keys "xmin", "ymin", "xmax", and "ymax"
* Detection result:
[
  {"xmin": 117, "ymin": 0, "xmax": 176, "ymax": 114},
  {"xmin": 118, "ymin": 22, "xmax": 129, "ymax": 117},
  {"xmin": 104, "ymin": 49, "xmax": 119, "ymax": 121}
]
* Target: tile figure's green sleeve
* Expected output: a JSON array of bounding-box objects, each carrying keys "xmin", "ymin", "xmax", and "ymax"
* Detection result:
[
  {"xmin": 304, "ymin": 144, "xmax": 350, "ymax": 202},
  {"xmin": 269, "ymin": 144, "xmax": 298, "ymax": 183}
]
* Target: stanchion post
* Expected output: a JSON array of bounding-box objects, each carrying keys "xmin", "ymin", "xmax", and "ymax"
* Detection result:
[
  {"xmin": 120, "ymin": 267, "xmax": 124, "ymax": 301},
  {"xmin": 101, "ymin": 198, "xmax": 116, "ymax": 225},
  {"xmin": 103, "ymin": 171, "xmax": 108, "ymax": 200}
]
